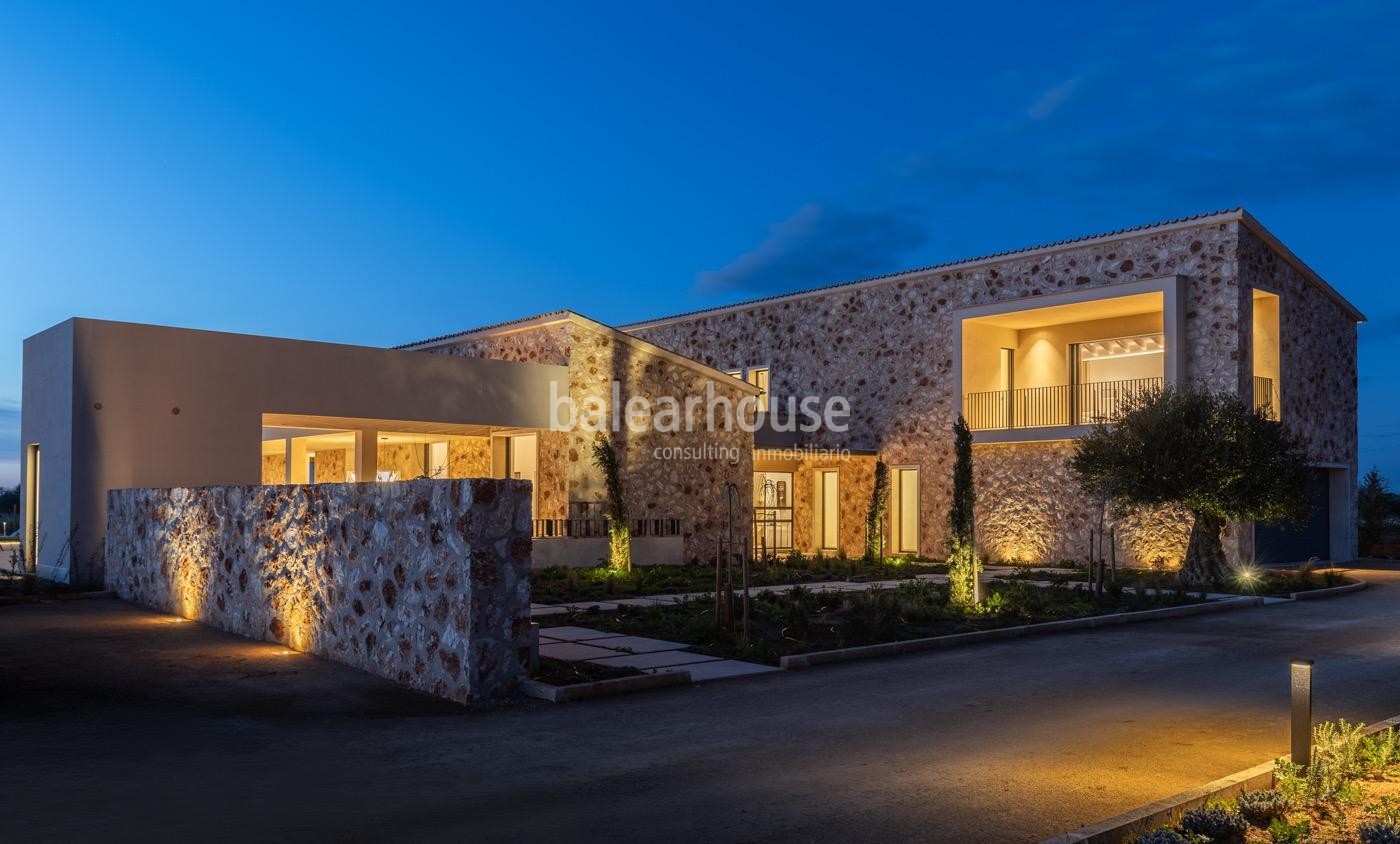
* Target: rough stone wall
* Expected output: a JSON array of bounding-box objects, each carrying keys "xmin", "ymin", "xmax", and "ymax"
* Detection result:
[
  {"xmin": 1237, "ymin": 227, "xmax": 1359, "ymax": 557},
  {"xmin": 105, "ymin": 479, "xmax": 533, "ymax": 703},
  {"xmin": 261, "ymin": 453, "xmax": 286, "ymax": 485},
  {"xmin": 973, "ymin": 442, "xmax": 1194, "ymax": 566},
  {"xmin": 1238, "ymin": 230, "xmax": 1358, "ymax": 465},
  {"xmin": 377, "ymin": 444, "xmax": 423, "ymax": 479},
  {"xmin": 633, "ymin": 221, "xmax": 1244, "ymax": 562},
  {"xmin": 430, "ymin": 319, "xmax": 754, "ymax": 561},
  {"xmin": 447, "ymin": 437, "xmax": 492, "ymax": 478},
  {"xmin": 313, "ymin": 449, "xmax": 347, "ymax": 482},
  {"xmin": 789, "ymin": 455, "xmax": 877, "ymax": 557}
]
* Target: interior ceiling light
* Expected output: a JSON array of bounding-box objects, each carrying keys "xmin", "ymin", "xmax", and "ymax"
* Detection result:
[{"xmin": 1079, "ymin": 333, "xmax": 1165, "ymax": 360}]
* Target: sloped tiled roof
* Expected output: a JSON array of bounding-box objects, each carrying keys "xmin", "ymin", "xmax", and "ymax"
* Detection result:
[{"xmin": 397, "ymin": 207, "xmax": 1363, "ymax": 350}]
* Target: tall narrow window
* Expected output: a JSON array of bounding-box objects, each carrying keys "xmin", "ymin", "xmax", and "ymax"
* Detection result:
[
  {"xmin": 1252, "ymin": 290, "xmax": 1281, "ymax": 419},
  {"xmin": 746, "ymin": 367, "xmax": 770, "ymax": 399},
  {"xmin": 890, "ymin": 467, "xmax": 920, "ymax": 554},
  {"xmin": 23, "ymin": 444, "xmax": 39, "ymax": 572},
  {"xmin": 427, "ymin": 441, "xmax": 449, "ymax": 478},
  {"xmin": 816, "ymin": 469, "xmax": 839, "ymax": 551}
]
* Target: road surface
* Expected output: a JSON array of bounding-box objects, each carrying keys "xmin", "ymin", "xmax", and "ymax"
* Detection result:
[{"xmin": 3, "ymin": 566, "xmax": 1398, "ymax": 843}]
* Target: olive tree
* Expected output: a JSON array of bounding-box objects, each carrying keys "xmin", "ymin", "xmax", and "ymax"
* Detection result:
[{"xmin": 1070, "ymin": 386, "xmax": 1310, "ymax": 585}]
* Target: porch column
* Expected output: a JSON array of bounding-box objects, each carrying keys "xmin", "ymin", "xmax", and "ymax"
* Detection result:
[
  {"xmin": 354, "ymin": 429, "xmax": 378, "ymax": 482},
  {"xmin": 289, "ymin": 437, "xmax": 310, "ymax": 484}
]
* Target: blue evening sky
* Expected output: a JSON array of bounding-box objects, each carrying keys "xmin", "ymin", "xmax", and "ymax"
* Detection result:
[{"xmin": 2, "ymin": 1, "xmax": 1398, "ymax": 487}]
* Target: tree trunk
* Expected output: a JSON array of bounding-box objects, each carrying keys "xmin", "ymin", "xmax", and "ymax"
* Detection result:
[{"xmin": 1181, "ymin": 510, "xmax": 1227, "ymax": 586}]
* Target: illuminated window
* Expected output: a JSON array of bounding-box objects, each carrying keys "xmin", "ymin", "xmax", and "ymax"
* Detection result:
[
  {"xmin": 746, "ymin": 367, "xmax": 769, "ymax": 398},
  {"xmin": 1070, "ymin": 333, "xmax": 1165, "ymax": 424},
  {"xmin": 890, "ymin": 467, "xmax": 919, "ymax": 554},
  {"xmin": 816, "ymin": 469, "xmax": 839, "ymax": 551},
  {"xmin": 1073, "ymin": 333, "xmax": 1165, "ymax": 384},
  {"xmin": 725, "ymin": 366, "xmax": 770, "ymax": 400},
  {"xmin": 1252, "ymin": 290, "xmax": 1281, "ymax": 419}
]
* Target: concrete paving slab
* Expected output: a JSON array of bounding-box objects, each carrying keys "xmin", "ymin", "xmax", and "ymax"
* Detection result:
[
  {"xmin": 538, "ymin": 641, "xmax": 623, "ymax": 661},
  {"xmin": 584, "ymin": 635, "xmax": 689, "ymax": 654},
  {"xmin": 529, "ymin": 606, "xmax": 569, "ymax": 617},
  {"xmin": 535, "ymin": 625, "xmax": 621, "ymax": 642},
  {"xmin": 589, "ymin": 651, "xmax": 722, "ymax": 670}
]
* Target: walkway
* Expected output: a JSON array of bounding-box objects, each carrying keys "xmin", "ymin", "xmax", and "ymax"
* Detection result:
[{"xmin": 539, "ymin": 625, "xmax": 778, "ymax": 682}]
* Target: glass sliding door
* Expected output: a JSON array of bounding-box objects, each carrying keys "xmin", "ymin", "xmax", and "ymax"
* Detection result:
[
  {"xmin": 753, "ymin": 471, "xmax": 793, "ymax": 555},
  {"xmin": 1071, "ymin": 332, "xmax": 1165, "ymax": 424},
  {"xmin": 890, "ymin": 467, "xmax": 919, "ymax": 555},
  {"xmin": 816, "ymin": 469, "xmax": 839, "ymax": 552}
]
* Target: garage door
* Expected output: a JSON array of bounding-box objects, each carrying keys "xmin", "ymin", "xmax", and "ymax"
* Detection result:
[{"xmin": 1254, "ymin": 469, "xmax": 1330, "ymax": 563}]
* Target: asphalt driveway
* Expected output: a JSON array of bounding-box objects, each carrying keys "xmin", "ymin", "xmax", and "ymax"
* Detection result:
[{"xmin": 3, "ymin": 566, "xmax": 1399, "ymax": 843}]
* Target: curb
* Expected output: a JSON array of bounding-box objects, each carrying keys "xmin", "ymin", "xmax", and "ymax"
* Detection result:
[
  {"xmin": 1041, "ymin": 713, "xmax": 1400, "ymax": 843},
  {"xmin": 779, "ymin": 596, "xmax": 1264, "ymax": 670},
  {"xmin": 521, "ymin": 669, "xmax": 691, "ymax": 703},
  {"xmin": 1291, "ymin": 579, "xmax": 1367, "ymax": 601}
]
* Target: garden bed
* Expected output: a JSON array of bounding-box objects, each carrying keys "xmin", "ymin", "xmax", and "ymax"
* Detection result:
[
  {"xmin": 1127, "ymin": 720, "xmax": 1400, "ymax": 844},
  {"xmin": 1004, "ymin": 564, "xmax": 1356, "ymax": 598},
  {"xmin": 529, "ymin": 656, "xmax": 642, "ymax": 686},
  {"xmin": 530, "ymin": 556, "xmax": 944, "ymax": 605},
  {"xmin": 537, "ymin": 580, "xmax": 1203, "ymax": 666}
]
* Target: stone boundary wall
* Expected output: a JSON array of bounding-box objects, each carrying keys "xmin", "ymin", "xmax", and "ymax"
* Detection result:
[{"xmin": 106, "ymin": 479, "xmax": 533, "ymax": 703}]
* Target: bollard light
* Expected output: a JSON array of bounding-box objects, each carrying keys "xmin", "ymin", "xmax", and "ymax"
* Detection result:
[{"xmin": 1291, "ymin": 659, "xmax": 1314, "ymax": 766}]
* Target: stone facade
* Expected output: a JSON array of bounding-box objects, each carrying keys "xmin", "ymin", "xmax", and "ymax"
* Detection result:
[
  {"xmin": 313, "ymin": 448, "xmax": 347, "ymax": 482},
  {"xmin": 429, "ymin": 317, "xmax": 755, "ymax": 561},
  {"xmin": 260, "ymin": 453, "xmax": 286, "ymax": 485},
  {"xmin": 105, "ymin": 479, "xmax": 533, "ymax": 703},
  {"xmin": 447, "ymin": 437, "xmax": 492, "ymax": 478},
  {"xmin": 629, "ymin": 214, "xmax": 1360, "ymax": 565}
]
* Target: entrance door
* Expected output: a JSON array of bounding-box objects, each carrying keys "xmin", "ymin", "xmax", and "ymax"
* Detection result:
[
  {"xmin": 1254, "ymin": 469, "xmax": 1330, "ymax": 563},
  {"xmin": 890, "ymin": 467, "xmax": 920, "ymax": 555},
  {"xmin": 501, "ymin": 434, "xmax": 539, "ymax": 513},
  {"xmin": 753, "ymin": 471, "xmax": 794, "ymax": 555},
  {"xmin": 815, "ymin": 469, "xmax": 839, "ymax": 552}
]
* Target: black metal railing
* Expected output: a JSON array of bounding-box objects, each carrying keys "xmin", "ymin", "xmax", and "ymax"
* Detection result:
[
  {"xmin": 533, "ymin": 501, "xmax": 682, "ymax": 539},
  {"xmin": 964, "ymin": 377, "xmax": 1164, "ymax": 431},
  {"xmin": 1253, "ymin": 375, "xmax": 1277, "ymax": 419}
]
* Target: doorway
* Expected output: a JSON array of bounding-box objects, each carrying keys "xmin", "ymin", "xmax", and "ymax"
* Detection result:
[
  {"xmin": 815, "ymin": 469, "xmax": 839, "ymax": 552},
  {"xmin": 24, "ymin": 444, "xmax": 39, "ymax": 572},
  {"xmin": 499, "ymin": 433, "xmax": 539, "ymax": 513},
  {"xmin": 890, "ymin": 466, "xmax": 920, "ymax": 555}
]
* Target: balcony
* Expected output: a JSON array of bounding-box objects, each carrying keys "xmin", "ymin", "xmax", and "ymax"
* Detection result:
[
  {"xmin": 964, "ymin": 377, "xmax": 1163, "ymax": 431},
  {"xmin": 1253, "ymin": 375, "xmax": 1277, "ymax": 419},
  {"xmin": 532, "ymin": 501, "xmax": 681, "ymax": 539}
]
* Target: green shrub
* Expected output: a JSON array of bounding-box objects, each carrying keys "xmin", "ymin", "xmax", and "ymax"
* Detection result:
[
  {"xmin": 1179, "ymin": 805, "xmax": 1246, "ymax": 842},
  {"xmin": 1274, "ymin": 718, "xmax": 1369, "ymax": 809},
  {"xmin": 1266, "ymin": 817, "xmax": 1309, "ymax": 844},
  {"xmin": 1360, "ymin": 820, "xmax": 1400, "ymax": 844},
  {"xmin": 1362, "ymin": 728, "xmax": 1400, "ymax": 776},
  {"xmin": 1235, "ymin": 790, "xmax": 1290, "ymax": 828}
]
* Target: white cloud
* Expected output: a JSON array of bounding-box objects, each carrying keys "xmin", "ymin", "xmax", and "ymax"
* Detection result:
[{"xmin": 1026, "ymin": 76, "xmax": 1081, "ymax": 120}]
